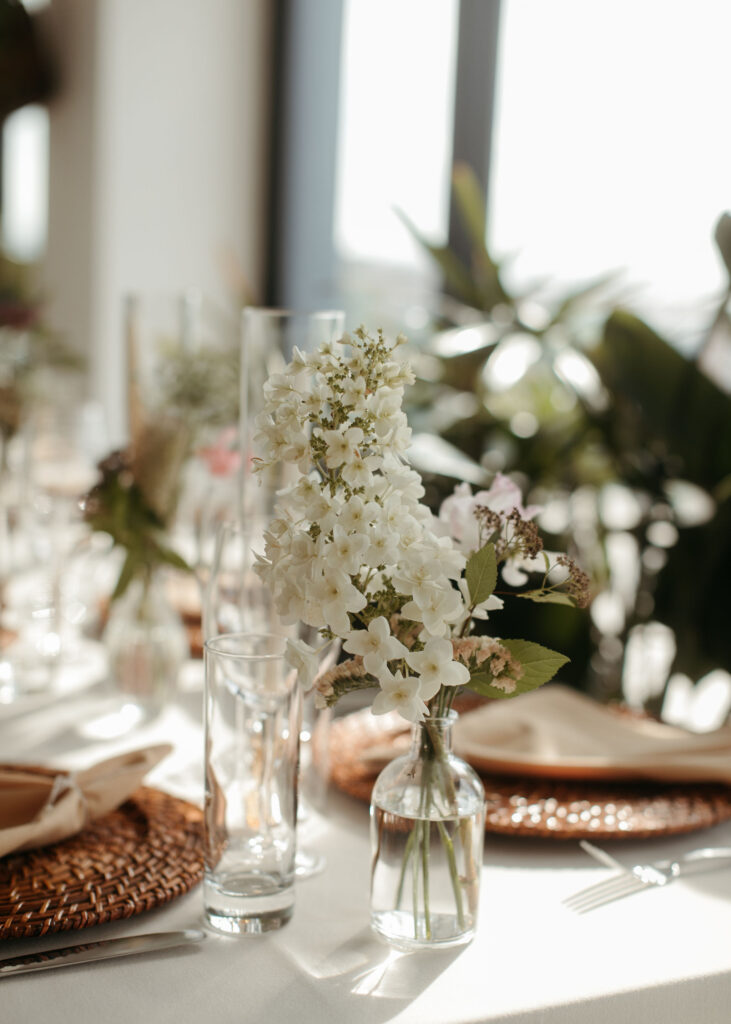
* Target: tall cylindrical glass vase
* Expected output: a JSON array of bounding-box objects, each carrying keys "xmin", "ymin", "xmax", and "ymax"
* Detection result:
[{"xmin": 239, "ymin": 307, "xmax": 345, "ymax": 517}]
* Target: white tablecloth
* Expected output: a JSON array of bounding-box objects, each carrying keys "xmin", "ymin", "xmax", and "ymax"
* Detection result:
[{"xmin": 2, "ymin": 658, "xmax": 731, "ymax": 1024}]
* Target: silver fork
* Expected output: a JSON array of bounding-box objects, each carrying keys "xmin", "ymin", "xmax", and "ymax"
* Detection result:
[{"xmin": 563, "ymin": 841, "xmax": 731, "ymax": 913}]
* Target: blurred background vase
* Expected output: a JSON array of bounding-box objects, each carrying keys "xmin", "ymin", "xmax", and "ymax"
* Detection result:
[
  {"xmin": 104, "ymin": 568, "xmax": 188, "ymax": 721},
  {"xmin": 124, "ymin": 290, "xmax": 241, "ymax": 576}
]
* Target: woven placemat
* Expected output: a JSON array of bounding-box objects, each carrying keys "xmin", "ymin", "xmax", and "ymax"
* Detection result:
[
  {"xmin": 0, "ymin": 773, "xmax": 204, "ymax": 940},
  {"xmin": 478, "ymin": 776, "xmax": 731, "ymax": 839},
  {"xmin": 329, "ymin": 710, "xmax": 731, "ymax": 841}
]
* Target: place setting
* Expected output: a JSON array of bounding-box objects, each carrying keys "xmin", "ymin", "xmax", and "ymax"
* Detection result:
[
  {"xmin": 327, "ymin": 683, "xmax": 731, "ymax": 840},
  {"xmin": 0, "ymin": 745, "xmax": 204, "ymax": 942}
]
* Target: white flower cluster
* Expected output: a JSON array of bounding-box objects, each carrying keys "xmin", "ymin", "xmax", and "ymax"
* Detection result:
[{"xmin": 254, "ymin": 327, "xmax": 484, "ymax": 723}]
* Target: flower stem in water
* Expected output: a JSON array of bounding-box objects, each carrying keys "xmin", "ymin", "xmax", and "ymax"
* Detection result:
[
  {"xmin": 437, "ymin": 819, "xmax": 465, "ymax": 930},
  {"xmin": 394, "ymin": 826, "xmax": 417, "ymax": 909},
  {"xmin": 421, "ymin": 818, "xmax": 431, "ymax": 939}
]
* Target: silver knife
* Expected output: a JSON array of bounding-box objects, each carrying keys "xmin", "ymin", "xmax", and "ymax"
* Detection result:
[{"xmin": 0, "ymin": 929, "xmax": 205, "ymax": 977}]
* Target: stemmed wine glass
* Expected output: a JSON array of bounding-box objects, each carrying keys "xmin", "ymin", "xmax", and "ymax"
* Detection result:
[{"xmin": 203, "ymin": 518, "xmax": 332, "ymax": 878}]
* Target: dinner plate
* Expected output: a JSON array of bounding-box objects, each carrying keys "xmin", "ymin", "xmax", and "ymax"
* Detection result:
[
  {"xmin": 450, "ymin": 686, "xmax": 731, "ymax": 782},
  {"xmin": 452, "ymin": 742, "xmax": 680, "ymax": 781}
]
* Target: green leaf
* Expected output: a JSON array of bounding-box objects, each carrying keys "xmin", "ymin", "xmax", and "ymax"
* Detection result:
[
  {"xmin": 503, "ymin": 638, "xmax": 570, "ymax": 688},
  {"xmin": 595, "ymin": 310, "xmax": 731, "ymax": 486},
  {"xmin": 547, "ymin": 269, "xmax": 621, "ymax": 327},
  {"xmin": 451, "ymin": 163, "xmax": 512, "ymax": 310},
  {"xmin": 466, "ymin": 639, "xmax": 569, "ymax": 700},
  {"xmin": 394, "ymin": 208, "xmax": 481, "ymax": 308},
  {"xmin": 156, "ymin": 545, "xmax": 193, "ymax": 574},
  {"xmin": 465, "ymin": 542, "xmax": 497, "ymax": 605},
  {"xmin": 467, "ymin": 672, "xmax": 509, "ymax": 699},
  {"xmin": 111, "ymin": 551, "xmax": 140, "ymax": 601},
  {"xmin": 517, "ymin": 591, "xmax": 577, "ymax": 607}
]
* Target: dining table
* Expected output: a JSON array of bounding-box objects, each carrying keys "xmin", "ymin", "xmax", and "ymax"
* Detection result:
[{"xmin": 2, "ymin": 652, "xmax": 731, "ymax": 1024}]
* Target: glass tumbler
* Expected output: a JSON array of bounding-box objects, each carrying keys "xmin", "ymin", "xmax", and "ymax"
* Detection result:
[{"xmin": 203, "ymin": 632, "xmax": 300, "ymax": 934}]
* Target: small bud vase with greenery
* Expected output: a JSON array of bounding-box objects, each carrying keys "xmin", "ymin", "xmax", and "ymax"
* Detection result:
[
  {"xmin": 83, "ymin": 431, "xmax": 191, "ymax": 719},
  {"xmin": 253, "ymin": 327, "xmax": 588, "ymax": 949}
]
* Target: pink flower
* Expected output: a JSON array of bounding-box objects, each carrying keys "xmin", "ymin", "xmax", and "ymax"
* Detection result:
[
  {"xmin": 480, "ymin": 473, "xmax": 541, "ymax": 521},
  {"xmin": 196, "ymin": 427, "xmax": 241, "ymax": 477},
  {"xmin": 437, "ymin": 475, "xmax": 541, "ymax": 553}
]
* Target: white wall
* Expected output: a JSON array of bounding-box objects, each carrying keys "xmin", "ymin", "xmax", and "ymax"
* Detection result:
[{"xmin": 41, "ymin": 0, "xmax": 272, "ymax": 443}]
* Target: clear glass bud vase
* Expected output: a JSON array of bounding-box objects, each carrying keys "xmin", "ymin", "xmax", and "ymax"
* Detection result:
[
  {"xmin": 104, "ymin": 572, "xmax": 188, "ymax": 719},
  {"xmin": 370, "ymin": 711, "xmax": 486, "ymax": 950}
]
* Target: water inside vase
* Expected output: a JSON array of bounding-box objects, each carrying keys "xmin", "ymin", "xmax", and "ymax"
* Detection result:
[{"xmin": 370, "ymin": 803, "xmax": 483, "ymax": 949}]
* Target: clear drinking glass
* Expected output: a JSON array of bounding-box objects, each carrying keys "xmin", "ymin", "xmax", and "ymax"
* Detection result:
[
  {"xmin": 204, "ymin": 632, "xmax": 300, "ymax": 934},
  {"xmin": 1, "ymin": 399, "xmax": 106, "ymax": 694},
  {"xmin": 239, "ymin": 307, "xmax": 345, "ymax": 517}
]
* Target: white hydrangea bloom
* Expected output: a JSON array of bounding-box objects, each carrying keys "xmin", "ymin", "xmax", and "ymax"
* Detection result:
[
  {"xmin": 289, "ymin": 345, "xmax": 309, "ymax": 372},
  {"xmin": 364, "ymin": 527, "xmax": 400, "ymax": 570},
  {"xmin": 253, "ymin": 326, "xmax": 494, "ymax": 723},
  {"xmin": 371, "ymin": 669, "xmax": 429, "ymax": 723},
  {"xmin": 310, "ymin": 570, "xmax": 367, "ymax": 636},
  {"xmin": 338, "ymin": 496, "xmax": 376, "ymax": 533},
  {"xmin": 321, "ymin": 426, "xmax": 364, "ymax": 469},
  {"xmin": 343, "ymin": 616, "xmax": 408, "ymax": 675},
  {"xmin": 406, "ymin": 637, "xmax": 470, "ymax": 699},
  {"xmin": 457, "ymin": 578, "xmax": 504, "ymax": 621},
  {"xmin": 390, "ymin": 547, "xmax": 445, "ymax": 605},
  {"xmin": 342, "ymin": 375, "xmax": 367, "ymax": 407},
  {"xmin": 402, "ymin": 585, "xmax": 465, "ymax": 637},
  {"xmin": 326, "ymin": 526, "xmax": 370, "ymax": 575},
  {"xmin": 285, "ymin": 637, "xmax": 321, "ymax": 691},
  {"xmin": 341, "ymin": 453, "xmax": 377, "ymax": 491}
]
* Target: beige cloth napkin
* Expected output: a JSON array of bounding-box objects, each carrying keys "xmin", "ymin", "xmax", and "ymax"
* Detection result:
[
  {"xmin": 451, "ymin": 685, "xmax": 731, "ymax": 783},
  {"xmin": 0, "ymin": 744, "xmax": 171, "ymax": 857}
]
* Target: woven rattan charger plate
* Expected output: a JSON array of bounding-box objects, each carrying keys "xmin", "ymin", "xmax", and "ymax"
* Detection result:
[
  {"xmin": 328, "ymin": 708, "xmax": 731, "ymax": 841},
  {"xmin": 0, "ymin": 766, "xmax": 204, "ymax": 940}
]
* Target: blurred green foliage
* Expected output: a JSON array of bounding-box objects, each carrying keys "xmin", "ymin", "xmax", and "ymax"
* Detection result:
[{"xmin": 405, "ymin": 165, "xmax": 731, "ymax": 698}]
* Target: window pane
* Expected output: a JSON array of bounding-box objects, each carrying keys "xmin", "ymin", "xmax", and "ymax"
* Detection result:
[
  {"xmin": 334, "ymin": 0, "xmax": 459, "ymax": 271},
  {"xmin": 2, "ymin": 105, "xmax": 49, "ymax": 262},
  {"xmin": 489, "ymin": 0, "xmax": 731, "ymax": 338}
]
